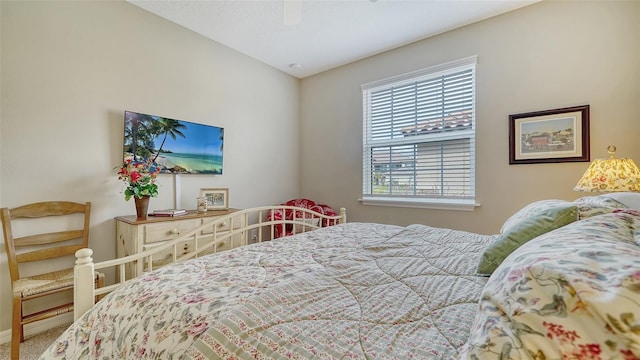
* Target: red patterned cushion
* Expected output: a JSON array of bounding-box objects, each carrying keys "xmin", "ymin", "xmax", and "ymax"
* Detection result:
[
  {"xmin": 315, "ymin": 204, "xmax": 337, "ymax": 216},
  {"xmin": 266, "ymin": 199, "xmax": 337, "ymax": 238}
]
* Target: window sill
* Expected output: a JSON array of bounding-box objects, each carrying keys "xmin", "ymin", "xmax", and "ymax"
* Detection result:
[{"xmin": 359, "ymin": 197, "xmax": 479, "ymax": 211}]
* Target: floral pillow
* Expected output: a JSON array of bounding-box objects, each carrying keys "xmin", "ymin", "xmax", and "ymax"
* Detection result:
[
  {"xmin": 461, "ymin": 211, "xmax": 640, "ymax": 359},
  {"xmin": 602, "ymin": 192, "xmax": 640, "ymax": 211},
  {"xmin": 573, "ymin": 194, "xmax": 628, "ymax": 219}
]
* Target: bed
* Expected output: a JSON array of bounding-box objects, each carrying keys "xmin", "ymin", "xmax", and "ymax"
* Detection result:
[{"xmin": 40, "ymin": 195, "xmax": 640, "ymax": 359}]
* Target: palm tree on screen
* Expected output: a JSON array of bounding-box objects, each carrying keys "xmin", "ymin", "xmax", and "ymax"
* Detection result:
[
  {"xmin": 152, "ymin": 118, "xmax": 187, "ymax": 162},
  {"xmin": 125, "ymin": 113, "xmax": 155, "ymax": 161}
]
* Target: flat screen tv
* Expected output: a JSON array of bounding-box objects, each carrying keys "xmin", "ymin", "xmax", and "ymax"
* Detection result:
[{"xmin": 123, "ymin": 111, "xmax": 224, "ymax": 174}]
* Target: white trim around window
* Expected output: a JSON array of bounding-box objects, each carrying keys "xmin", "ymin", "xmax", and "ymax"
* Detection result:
[{"xmin": 361, "ymin": 56, "xmax": 478, "ymax": 210}]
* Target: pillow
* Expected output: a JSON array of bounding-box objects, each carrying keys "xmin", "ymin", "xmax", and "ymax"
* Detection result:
[
  {"xmin": 601, "ymin": 192, "xmax": 640, "ymax": 211},
  {"xmin": 462, "ymin": 211, "xmax": 640, "ymax": 360},
  {"xmin": 477, "ymin": 204, "xmax": 578, "ymax": 275},
  {"xmin": 573, "ymin": 194, "xmax": 629, "ymax": 219},
  {"xmin": 500, "ymin": 199, "xmax": 570, "ymax": 234}
]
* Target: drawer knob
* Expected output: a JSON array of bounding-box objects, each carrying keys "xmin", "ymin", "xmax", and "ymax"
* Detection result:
[
  {"xmin": 218, "ymin": 221, "xmax": 227, "ymax": 228},
  {"xmin": 170, "ymin": 229, "xmax": 180, "ymax": 235}
]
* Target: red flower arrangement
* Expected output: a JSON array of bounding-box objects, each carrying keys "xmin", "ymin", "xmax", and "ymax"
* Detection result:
[{"xmin": 117, "ymin": 159, "xmax": 160, "ymax": 201}]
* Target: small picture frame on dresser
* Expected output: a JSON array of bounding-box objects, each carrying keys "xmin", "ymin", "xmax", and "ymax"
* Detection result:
[{"xmin": 199, "ymin": 188, "xmax": 229, "ymax": 210}]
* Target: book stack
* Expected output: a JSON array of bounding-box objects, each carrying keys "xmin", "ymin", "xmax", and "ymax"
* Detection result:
[{"xmin": 151, "ymin": 209, "xmax": 188, "ymax": 217}]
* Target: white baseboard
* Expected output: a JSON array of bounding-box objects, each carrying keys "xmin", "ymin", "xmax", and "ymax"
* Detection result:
[{"xmin": 0, "ymin": 313, "xmax": 73, "ymax": 345}]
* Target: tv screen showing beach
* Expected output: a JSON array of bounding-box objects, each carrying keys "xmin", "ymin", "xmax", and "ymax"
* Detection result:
[{"xmin": 123, "ymin": 111, "xmax": 224, "ymax": 174}]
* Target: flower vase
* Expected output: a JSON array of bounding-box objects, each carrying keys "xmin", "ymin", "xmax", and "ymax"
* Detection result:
[{"xmin": 134, "ymin": 195, "xmax": 150, "ymax": 220}]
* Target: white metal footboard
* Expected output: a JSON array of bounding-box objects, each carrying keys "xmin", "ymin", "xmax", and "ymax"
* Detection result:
[{"xmin": 74, "ymin": 205, "xmax": 346, "ymax": 320}]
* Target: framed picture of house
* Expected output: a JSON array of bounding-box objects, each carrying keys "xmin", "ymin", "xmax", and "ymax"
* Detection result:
[
  {"xmin": 509, "ymin": 105, "xmax": 590, "ymax": 165},
  {"xmin": 199, "ymin": 188, "xmax": 229, "ymax": 210}
]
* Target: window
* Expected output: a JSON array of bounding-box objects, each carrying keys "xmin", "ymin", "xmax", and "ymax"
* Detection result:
[{"xmin": 361, "ymin": 56, "xmax": 477, "ymax": 210}]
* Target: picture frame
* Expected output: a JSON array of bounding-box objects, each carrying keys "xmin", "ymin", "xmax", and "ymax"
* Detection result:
[
  {"xmin": 199, "ymin": 188, "xmax": 229, "ymax": 210},
  {"xmin": 509, "ymin": 105, "xmax": 590, "ymax": 165}
]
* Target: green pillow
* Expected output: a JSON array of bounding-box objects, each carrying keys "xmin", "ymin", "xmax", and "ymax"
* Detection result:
[{"xmin": 477, "ymin": 205, "xmax": 578, "ymax": 275}]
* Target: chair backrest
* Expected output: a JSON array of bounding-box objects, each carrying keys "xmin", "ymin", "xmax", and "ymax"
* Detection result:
[{"xmin": 1, "ymin": 201, "xmax": 91, "ymax": 283}]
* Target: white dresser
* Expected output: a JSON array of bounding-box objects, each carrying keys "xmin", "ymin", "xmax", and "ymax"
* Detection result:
[{"xmin": 115, "ymin": 209, "xmax": 244, "ymax": 279}]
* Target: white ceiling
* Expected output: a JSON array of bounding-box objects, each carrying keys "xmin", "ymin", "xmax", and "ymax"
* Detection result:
[{"xmin": 128, "ymin": 0, "xmax": 538, "ymax": 79}]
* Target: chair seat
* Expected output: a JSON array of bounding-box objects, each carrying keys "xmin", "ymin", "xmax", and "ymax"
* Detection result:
[{"xmin": 13, "ymin": 268, "xmax": 74, "ymax": 298}]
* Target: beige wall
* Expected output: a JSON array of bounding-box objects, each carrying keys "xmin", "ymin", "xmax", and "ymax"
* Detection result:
[
  {"xmin": 300, "ymin": 0, "xmax": 640, "ymax": 234},
  {"xmin": 0, "ymin": 1, "xmax": 300, "ymax": 334}
]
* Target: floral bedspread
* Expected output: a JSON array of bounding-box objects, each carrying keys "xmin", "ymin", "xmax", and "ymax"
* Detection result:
[
  {"xmin": 40, "ymin": 222, "xmax": 495, "ymax": 359},
  {"xmin": 460, "ymin": 210, "xmax": 640, "ymax": 359}
]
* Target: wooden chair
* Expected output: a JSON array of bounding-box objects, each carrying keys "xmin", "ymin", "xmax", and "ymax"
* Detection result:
[{"xmin": 1, "ymin": 201, "xmax": 104, "ymax": 360}]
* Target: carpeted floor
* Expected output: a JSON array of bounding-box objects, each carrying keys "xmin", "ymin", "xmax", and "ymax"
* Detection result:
[{"xmin": 0, "ymin": 323, "xmax": 70, "ymax": 360}]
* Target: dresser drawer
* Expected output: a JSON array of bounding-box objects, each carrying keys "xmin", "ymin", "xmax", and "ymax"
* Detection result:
[
  {"xmin": 195, "ymin": 233, "xmax": 245, "ymax": 253},
  {"xmin": 200, "ymin": 215, "xmax": 243, "ymax": 234},
  {"xmin": 144, "ymin": 219, "xmax": 201, "ymax": 244},
  {"xmin": 197, "ymin": 238, "xmax": 230, "ymax": 256},
  {"xmin": 143, "ymin": 239, "xmax": 194, "ymax": 269},
  {"xmin": 216, "ymin": 238, "xmax": 234, "ymax": 252}
]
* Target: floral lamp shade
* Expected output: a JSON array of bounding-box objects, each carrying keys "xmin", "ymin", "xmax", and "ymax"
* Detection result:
[{"xmin": 574, "ymin": 146, "xmax": 640, "ymax": 192}]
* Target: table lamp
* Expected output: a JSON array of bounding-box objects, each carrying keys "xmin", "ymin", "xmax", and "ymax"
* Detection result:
[{"xmin": 574, "ymin": 145, "xmax": 640, "ymax": 192}]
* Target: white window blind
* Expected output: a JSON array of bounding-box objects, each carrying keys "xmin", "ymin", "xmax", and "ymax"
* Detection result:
[{"xmin": 361, "ymin": 56, "xmax": 477, "ymax": 208}]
